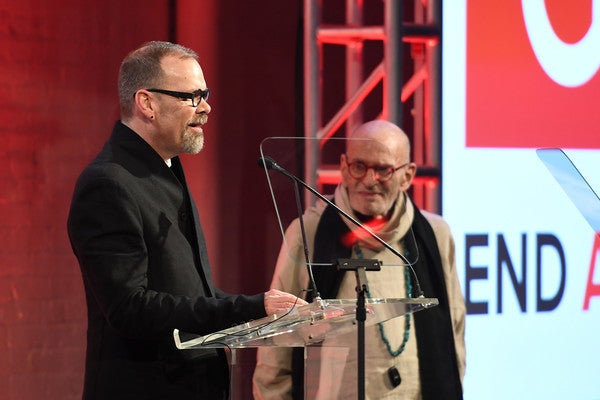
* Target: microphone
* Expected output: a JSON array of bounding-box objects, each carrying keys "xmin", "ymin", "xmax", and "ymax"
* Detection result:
[
  {"xmin": 259, "ymin": 155, "xmax": 322, "ymax": 301},
  {"xmin": 257, "ymin": 155, "xmax": 425, "ymax": 298},
  {"xmin": 257, "ymin": 156, "xmax": 278, "ymax": 170},
  {"xmin": 258, "ymin": 156, "xmax": 293, "ymax": 178}
]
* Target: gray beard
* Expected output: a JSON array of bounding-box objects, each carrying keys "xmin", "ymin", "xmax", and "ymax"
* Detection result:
[{"xmin": 182, "ymin": 131, "xmax": 204, "ymax": 154}]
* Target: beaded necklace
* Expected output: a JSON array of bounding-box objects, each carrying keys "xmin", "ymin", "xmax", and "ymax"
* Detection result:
[{"xmin": 354, "ymin": 244, "xmax": 412, "ymax": 357}]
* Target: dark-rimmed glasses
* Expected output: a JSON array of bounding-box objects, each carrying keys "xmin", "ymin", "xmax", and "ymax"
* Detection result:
[
  {"xmin": 346, "ymin": 160, "xmax": 409, "ymax": 181},
  {"xmin": 146, "ymin": 88, "xmax": 210, "ymax": 107}
]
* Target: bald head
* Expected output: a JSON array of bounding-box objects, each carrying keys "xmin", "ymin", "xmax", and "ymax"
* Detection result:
[
  {"xmin": 347, "ymin": 120, "xmax": 411, "ymax": 163},
  {"xmin": 340, "ymin": 120, "xmax": 416, "ymax": 217}
]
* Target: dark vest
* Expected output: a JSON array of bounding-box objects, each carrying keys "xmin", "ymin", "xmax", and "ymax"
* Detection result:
[{"xmin": 292, "ymin": 201, "xmax": 463, "ymax": 400}]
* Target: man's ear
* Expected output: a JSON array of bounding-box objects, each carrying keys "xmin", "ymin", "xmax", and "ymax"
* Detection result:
[
  {"xmin": 133, "ymin": 89, "xmax": 155, "ymax": 120},
  {"xmin": 340, "ymin": 153, "xmax": 350, "ymax": 186},
  {"xmin": 400, "ymin": 162, "xmax": 418, "ymax": 191}
]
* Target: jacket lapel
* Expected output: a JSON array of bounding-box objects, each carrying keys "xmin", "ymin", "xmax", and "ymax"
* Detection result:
[{"xmin": 170, "ymin": 157, "xmax": 216, "ymax": 297}]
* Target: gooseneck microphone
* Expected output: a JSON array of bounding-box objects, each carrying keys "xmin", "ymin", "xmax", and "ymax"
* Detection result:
[
  {"xmin": 259, "ymin": 156, "xmax": 322, "ymax": 301},
  {"xmin": 258, "ymin": 156, "xmax": 295, "ymax": 179},
  {"xmin": 257, "ymin": 156, "xmax": 425, "ymax": 298},
  {"xmin": 257, "ymin": 155, "xmax": 278, "ymax": 170}
]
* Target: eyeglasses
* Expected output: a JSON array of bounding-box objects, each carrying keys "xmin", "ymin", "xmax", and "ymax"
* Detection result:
[
  {"xmin": 346, "ymin": 160, "xmax": 409, "ymax": 181},
  {"xmin": 146, "ymin": 88, "xmax": 210, "ymax": 107}
]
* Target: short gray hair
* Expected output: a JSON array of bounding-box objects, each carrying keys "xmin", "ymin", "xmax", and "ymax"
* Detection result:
[{"xmin": 118, "ymin": 41, "xmax": 198, "ymax": 117}]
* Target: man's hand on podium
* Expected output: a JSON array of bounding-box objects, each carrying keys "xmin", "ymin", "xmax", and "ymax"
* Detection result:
[{"xmin": 264, "ymin": 289, "xmax": 308, "ymax": 315}]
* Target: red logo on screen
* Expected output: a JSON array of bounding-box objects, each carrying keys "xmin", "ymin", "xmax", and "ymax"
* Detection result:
[{"xmin": 466, "ymin": 0, "xmax": 600, "ymax": 148}]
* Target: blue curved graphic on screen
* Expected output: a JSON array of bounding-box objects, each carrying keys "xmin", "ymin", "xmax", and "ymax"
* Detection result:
[{"xmin": 536, "ymin": 148, "xmax": 600, "ymax": 232}]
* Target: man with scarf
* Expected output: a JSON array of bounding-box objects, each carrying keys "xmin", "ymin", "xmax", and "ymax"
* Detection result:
[{"xmin": 253, "ymin": 120, "xmax": 465, "ymax": 399}]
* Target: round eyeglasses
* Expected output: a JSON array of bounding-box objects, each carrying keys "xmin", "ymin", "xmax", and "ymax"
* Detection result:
[
  {"xmin": 146, "ymin": 88, "xmax": 210, "ymax": 107},
  {"xmin": 346, "ymin": 160, "xmax": 409, "ymax": 181}
]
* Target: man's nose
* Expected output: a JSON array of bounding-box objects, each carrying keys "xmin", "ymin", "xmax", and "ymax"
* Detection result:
[
  {"xmin": 196, "ymin": 98, "xmax": 211, "ymax": 114},
  {"xmin": 363, "ymin": 168, "xmax": 380, "ymax": 183}
]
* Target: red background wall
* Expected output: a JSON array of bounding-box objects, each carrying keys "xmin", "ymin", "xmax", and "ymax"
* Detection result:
[{"xmin": 0, "ymin": 1, "xmax": 300, "ymax": 398}]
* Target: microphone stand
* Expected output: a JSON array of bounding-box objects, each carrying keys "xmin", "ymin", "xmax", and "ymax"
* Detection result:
[
  {"xmin": 336, "ymin": 258, "xmax": 381, "ymax": 399},
  {"xmin": 259, "ymin": 156, "xmax": 423, "ymax": 400}
]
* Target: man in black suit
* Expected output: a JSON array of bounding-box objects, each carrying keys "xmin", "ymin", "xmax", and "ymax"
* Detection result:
[{"xmin": 67, "ymin": 41, "xmax": 305, "ymax": 400}]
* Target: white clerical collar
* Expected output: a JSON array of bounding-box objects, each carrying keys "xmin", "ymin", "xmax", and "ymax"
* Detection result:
[{"xmin": 165, "ymin": 158, "xmax": 172, "ymax": 167}]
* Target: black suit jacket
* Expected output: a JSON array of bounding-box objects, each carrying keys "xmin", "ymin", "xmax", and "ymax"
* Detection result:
[{"xmin": 68, "ymin": 121, "xmax": 266, "ymax": 399}]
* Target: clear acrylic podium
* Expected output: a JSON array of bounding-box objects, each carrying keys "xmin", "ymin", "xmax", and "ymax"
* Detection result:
[
  {"xmin": 173, "ymin": 136, "xmax": 441, "ymax": 398},
  {"xmin": 174, "ymin": 297, "xmax": 438, "ymax": 398}
]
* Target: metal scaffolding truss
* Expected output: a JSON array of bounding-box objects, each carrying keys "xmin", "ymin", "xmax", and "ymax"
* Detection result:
[{"xmin": 303, "ymin": 0, "xmax": 441, "ymax": 212}]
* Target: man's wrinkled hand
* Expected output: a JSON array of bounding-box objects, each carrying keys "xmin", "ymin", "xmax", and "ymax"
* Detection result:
[{"xmin": 263, "ymin": 289, "xmax": 308, "ymax": 315}]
